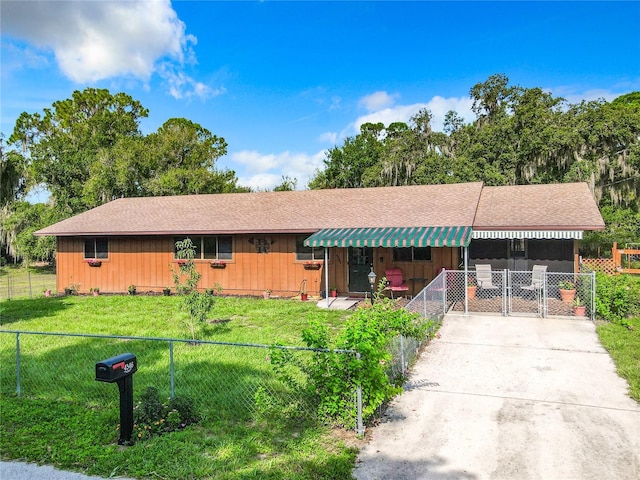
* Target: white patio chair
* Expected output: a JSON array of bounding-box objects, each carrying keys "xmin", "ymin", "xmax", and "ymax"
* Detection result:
[
  {"xmin": 521, "ymin": 265, "xmax": 547, "ymax": 297},
  {"xmin": 475, "ymin": 264, "xmax": 499, "ymax": 290}
]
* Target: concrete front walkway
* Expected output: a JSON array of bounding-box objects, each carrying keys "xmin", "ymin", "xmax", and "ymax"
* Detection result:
[{"xmin": 353, "ymin": 314, "xmax": 640, "ymax": 480}]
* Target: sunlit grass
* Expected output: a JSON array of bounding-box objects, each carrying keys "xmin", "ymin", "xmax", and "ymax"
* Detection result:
[
  {"xmin": 0, "ymin": 295, "xmax": 359, "ymax": 479},
  {"xmin": 596, "ymin": 317, "xmax": 640, "ymax": 402}
]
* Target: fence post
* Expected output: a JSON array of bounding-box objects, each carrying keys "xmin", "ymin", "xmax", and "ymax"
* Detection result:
[
  {"xmin": 356, "ymin": 352, "xmax": 364, "ymax": 437},
  {"xmin": 16, "ymin": 332, "xmax": 21, "ymax": 397},
  {"xmin": 591, "ymin": 270, "xmax": 596, "ymax": 321},
  {"xmin": 442, "ymin": 269, "xmax": 447, "ymax": 313},
  {"xmin": 423, "ymin": 289, "xmax": 427, "ymax": 321},
  {"xmin": 541, "ymin": 272, "xmax": 547, "ymax": 318},
  {"xmin": 400, "ymin": 335, "xmax": 406, "ymax": 376},
  {"xmin": 502, "ymin": 270, "xmax": 507, "ymax": 316},
  {"xmin": 169, "ymin": 340, "xmax": 175, "ymax": 398},
  {"xmin": 28, "ymin": 270, "xmax": 33, "ymax": 299}
]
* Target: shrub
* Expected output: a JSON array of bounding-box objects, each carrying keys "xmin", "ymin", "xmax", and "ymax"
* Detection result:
[
  {"xmin": 267, "ymin": 282, "xmax": 432, "ymax": 429},
  {"xmin": 133, "ymin": 386, "xmax": 199, "ymax": 442},
  {"xmin": 171, "ymin": 238, "xmax": 215, "ymax": 340},
  {"xmin": 595, "ymin": 273, "xmax": 640, "ymax": 323}
]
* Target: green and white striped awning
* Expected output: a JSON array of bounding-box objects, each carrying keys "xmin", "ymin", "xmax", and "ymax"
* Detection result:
[{"xmin": 304, "ymin": 226, "xmax": 472, "ymax": 248}]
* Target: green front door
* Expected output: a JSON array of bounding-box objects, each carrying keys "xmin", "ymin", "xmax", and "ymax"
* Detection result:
[{"xmin": 348, "ymin": 247, "xmax": 372, "ymax": 293}]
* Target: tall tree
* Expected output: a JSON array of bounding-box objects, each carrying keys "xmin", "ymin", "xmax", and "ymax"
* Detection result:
[
  {"xmin": 0, "ymin": 135, "xmax": 28, "ymax": 207},
  {"xmin": 143, "ymin": 118, "xmax": 244, "ymax": 195},
  {"xmin": 309, "ymin": 122, "xmax": 385, "ymax": 189},
  {"xmin": 9, "ymin": 88, "xmax": 148, "ymax": 213}
]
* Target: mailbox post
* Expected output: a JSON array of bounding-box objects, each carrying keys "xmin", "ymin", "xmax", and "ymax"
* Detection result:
[{"xmin": 95, "ymin": 353, "xmax": 137, "ymax": 445}]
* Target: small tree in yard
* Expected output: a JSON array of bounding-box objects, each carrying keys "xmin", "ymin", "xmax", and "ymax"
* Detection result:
[
  {"xmin": 172, "ymin": 238, "xmax": 214, "ymax": 341},
  {"xmin": 267, "ymin": 280, "xmax": 432, "ymax": 429}
]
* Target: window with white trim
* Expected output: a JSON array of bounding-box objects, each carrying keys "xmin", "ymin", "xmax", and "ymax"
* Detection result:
[
  {"xmin": 84, "ymin": 238, "xmax": 108, "ymax": 259},
  {"xmin": 392, "ymin": 246, "xmax": 432, "ymax": 262},
  {"xmin": 174, "ymin": 236, "xmax": 233, "ymax": 260},
  {"xmin": 295, "ymin": 235, "xmax": 326, "ymax": 261}
]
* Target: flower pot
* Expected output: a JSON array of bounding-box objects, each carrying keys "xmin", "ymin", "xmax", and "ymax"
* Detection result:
[
  {"xmin": 573, "ymin": 305, "xmax": 587, "ymax": 316},
  {"xmin": 263, "ymin": 291, "xmax": 271, "ymax": 299},
  {"xmin": 330, "ymin": 290, "xmax": 337, "ymax": 298},
  {"xmin": 92, "ymin": 291, "xmax": 99, "ymax": 296},
  {"xmin": 301, "ymin": 293, "xmax": 308, "ymax": 301},
  {"xmin": 467, "ymin": 286, "xmax": 477, "ymax": 299},
  {"xmin": 559, "ymin": 289, "xmax": 576, "ymax": 303},
  {"xmin": 44, "ymin": 289, "xmax": 51, "ymax": 297}
]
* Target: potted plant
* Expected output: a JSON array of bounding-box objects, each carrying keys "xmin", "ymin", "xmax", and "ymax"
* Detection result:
[
  {"xmin": 300, "ymin": 279, "xmax": 308, "ymax": 301},
  {"xmin": 163, "ymin": 286, "xmax": 171, "ymax": 296},
  {"xmin": 573, "ymin": 296, "xmax": 587, "ymax": 316},
  {"xmin": 44, "ymin": 289, "xmax": 52, "ymax": 297},
  {"xmin": 263, "ymin": 289, "xmax": 271, "ymax": 299},
  {"xmin": 467, "ymin": 278, "xmax": 477, "ymax": 299},
  {"xmin": 128, "ymin": 284, "xmax": 137, "ymax": 295},
  {"xmin": 558, "ymin": 280, "xmax": 576, "ymax": 303},
  {"xmin": 86, "ymin": 259, "xmax": 102, "ymax": 267},
  {"xmin": 210, "ymin": 260, "xmax": 226, "ymax": 268},
  {"xmin": 90, "ymin": 287, "xmax": 100, "ymax": 296},
  {"xmin": 330, "ymin": 286, "xmax": 338, "ymax": 298},
  {"xmin": 303, "ymin": 261, "xmax": 322, "ymax": 270}
]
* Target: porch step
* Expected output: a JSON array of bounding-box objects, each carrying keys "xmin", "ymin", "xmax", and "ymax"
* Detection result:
[{"xmin": 316, "ymin": 296, "xmax": 360, "ymax": 310}]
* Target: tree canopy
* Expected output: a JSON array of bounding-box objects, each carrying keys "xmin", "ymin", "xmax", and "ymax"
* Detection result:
[
  {"xmin": 310, "ymin": 74, "xmax": 640, "ymax": 210},
  {"xmin": 2, "ymin": 88, "xmax": 248, "ymax": 263}
]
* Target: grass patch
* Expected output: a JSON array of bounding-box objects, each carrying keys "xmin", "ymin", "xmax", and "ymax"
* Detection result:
[
  {"xmin": 0, "ymin": 264, "xmax": 57, "ymax": 300},
  {"xmin": 596, "ymin": 317, "xmax": 640, "ymax": 402},
  {"xmin": 0, "ymin": 295, "xmax": 360, "ymax": 479}
]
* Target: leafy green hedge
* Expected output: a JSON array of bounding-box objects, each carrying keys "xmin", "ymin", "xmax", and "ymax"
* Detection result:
[
  {"xmin": 595, "ymin": 273, "xmax": 640, "ymax": 323},
  {"xmin": 268, "ymin": 291, "xmax": 432, "ymax": 429}
]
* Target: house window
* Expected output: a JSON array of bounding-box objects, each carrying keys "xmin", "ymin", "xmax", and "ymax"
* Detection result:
[
  {"xmin": 295, "ymin": 235, "xmax": 325, "ymax": 261},
  {"xmin": 174, "ymin": 236, "xmax": 233, "ymax": 260},
  {"xmin": 84, "ymin": 238, "xmax": 108, "ymax": 259},
  {"xmin": 392, "ymin": 246, "xmax": 432, "ymax": 262}
]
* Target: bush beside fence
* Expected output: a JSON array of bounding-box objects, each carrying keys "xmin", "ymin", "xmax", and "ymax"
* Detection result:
[{"xmin": 0, "ymin": 331, "xmax": 359, "ymax": 431}]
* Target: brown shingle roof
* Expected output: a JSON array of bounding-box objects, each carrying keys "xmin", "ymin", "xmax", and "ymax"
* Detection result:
[
  {"xmin": 473, "ymin": 183, "xmax": 605, "ymax": 230},
  {"xmin": 35, "ymin": 182, "xmax": 484, "ymax": 236}
]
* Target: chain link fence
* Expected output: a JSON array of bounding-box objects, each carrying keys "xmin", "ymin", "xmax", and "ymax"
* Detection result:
[
  {"xmin": 387, "ymin": 269, "xmax": 448, "ymax": 381},
  {"xmin": 443, "ymin": 269, "xmax": 596, "ymax": 319},
  {"xmin": 0, "ymin": 331, "xmax": 363, "ymax": 433},
  {"xmin": 0, "ymin": 268, "xmax": 57, "ymax": 301}
]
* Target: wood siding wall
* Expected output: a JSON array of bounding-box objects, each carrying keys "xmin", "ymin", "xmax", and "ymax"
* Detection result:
[{"xmin": 56, "ymin": 235, "xmax": 459, "ymax": 297}]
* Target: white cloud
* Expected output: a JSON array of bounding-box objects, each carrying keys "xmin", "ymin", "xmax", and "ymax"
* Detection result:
[
  {"xmin": 358, "ymin": 91, "xmax": 399, "ymax": 112},
  {"xmin": 318, "ymin": 131, "xmax": 338, "ymax": 144},
  {"xmin": 233, "ymin": 150, "xmax": 327, "ymax": 190},
  {"xmin": 1, "ymin": 0, "xmax": 214, "ymax": 99},
  {"xmin": 549, "ymin": 85, "xmax": 636, "ymax": 105},
  {"xmin": 349, "ymin": 94, "xmax": 475, "ymax": 137}
]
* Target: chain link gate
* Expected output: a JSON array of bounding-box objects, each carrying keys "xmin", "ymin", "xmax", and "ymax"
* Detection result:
[{"xmin": 437, "ymin": 269, "xmax": 595, "ymax": 319}]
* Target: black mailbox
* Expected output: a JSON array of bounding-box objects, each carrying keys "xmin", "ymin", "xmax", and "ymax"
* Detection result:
[
  {"xmin": 96, "ymin": 353, "xmax": 137, "ymax": 383},
  {"xmin": 95, "ymin": 353, "xmax": 138, "ymax": 445}
]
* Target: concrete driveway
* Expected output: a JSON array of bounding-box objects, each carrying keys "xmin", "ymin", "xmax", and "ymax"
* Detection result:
[{"xmin": 353, "ymin": 314, "xmax": 640, "ymax": 480}]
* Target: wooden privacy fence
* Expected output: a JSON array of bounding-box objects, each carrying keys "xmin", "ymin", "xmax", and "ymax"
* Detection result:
[
  {"xmin": 613, "ymin": 242, "xmax": 640, "ymax": 274},
  {"xmin": 582, "ymin": 242, "xmax": 640, "ymax": 276},
  {"xmin": 581, "ymin": 258, "xmax": 616, "ymax": 275}
]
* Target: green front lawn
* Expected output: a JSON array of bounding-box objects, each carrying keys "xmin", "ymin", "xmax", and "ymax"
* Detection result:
[
  {"xmin": 0, "ymin": 295, "xmax": 360, "ymax": 479},
  {"xmin": 596, "ymin": 317, "xmax": 640, "ymax": 402}
]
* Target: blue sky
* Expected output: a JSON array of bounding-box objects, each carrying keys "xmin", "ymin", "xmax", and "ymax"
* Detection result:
[{"xmin": 2, "ymin": 1, "xmax": 639, "ymax": 192}]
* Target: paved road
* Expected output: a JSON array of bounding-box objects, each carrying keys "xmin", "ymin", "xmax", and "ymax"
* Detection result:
[
  {"xmin": 0, "ymin": 461, "xmax": 135, "ymax": 480},
  {"xmin": 354, "ymin": 314, "xmax": 640, "ymax": 480}
]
